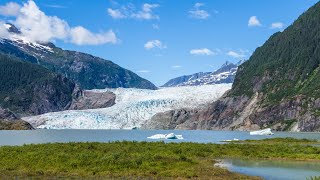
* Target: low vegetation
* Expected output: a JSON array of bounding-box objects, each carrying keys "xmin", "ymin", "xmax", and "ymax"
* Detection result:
[{"xmin": 0, "ymin": 138, "xmax": 319, "ymax": 179}]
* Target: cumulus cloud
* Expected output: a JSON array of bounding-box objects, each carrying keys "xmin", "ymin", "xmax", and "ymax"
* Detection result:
[
  {"xmin": 108, "ymin": 3, "xmax": 159, "ymax": 20},
  {"xmin": 0, "ymin": 2, "xmax": 21, "ymax": 16},
  {"xmin": 144, "ymin": 40, "xmax": 166, "ymax": 50},
  {"xmin": 189, "ymin": 3, "xmax": 210, "ymax": 19},
  {"xmin": 107, "ymin": 8, "xmax": 126, "ymax": 19},
  {"xmin": 271, "ymin": 22, "xmax": 284, "ymax": 29},
  {"xmin": 70, "ymin": 27, "xmax": 117, "ymax": 45},
  {"xmin": 0, "ymin": 0, "xmax": 117, "ymax": 45},
  {"xmin": 190, "ymin": 48, "xmax": 215, "ymax": 56},
  {"xmin": 227, "ymin": 50, "xmax": 248, "ymax": 59},
  {"xmin": 15, "ymin": 1, "xmax": 69, "ymax": 43},
  {"xmin": 133, "ymin": 3, "xmax": 159, "ymax": 20},
  {"xmin": 248, "ymin": 16, "xmax": 261, "ymax": 27}
]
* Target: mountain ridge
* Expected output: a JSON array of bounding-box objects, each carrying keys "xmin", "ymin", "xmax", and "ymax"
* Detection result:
[
  {"xmin": 0, "ymin": 24, "xmax": 157, "ymax": 90},
  {"xmin": 162, "ymin": 61, "xmax": 240, "ymax": 87}
]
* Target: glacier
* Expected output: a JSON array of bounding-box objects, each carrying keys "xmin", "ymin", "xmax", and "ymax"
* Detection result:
[{"xmin": 23, "ymin": 84, "xmax": 232, "ymax": 129}]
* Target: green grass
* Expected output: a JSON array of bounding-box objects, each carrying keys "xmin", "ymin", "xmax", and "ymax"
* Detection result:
[{"xmin": 0, "ymin": 139, "xmax": 319, "ymax": 179}]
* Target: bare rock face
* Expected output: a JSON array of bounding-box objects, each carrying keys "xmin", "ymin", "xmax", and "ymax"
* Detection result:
[
  {"xmin": 144, "ymin": 109, "xmax": 199, "ymax": 130},
  {"xmin": 69, "ymin": 90, "xmax": 116, "ymax": 110},
  {"xmin": 0, "ymin": 106, "xmax": 34, "ymax": 130},
  {"xmin": 148, "ymin": 94, "xmax": 320, "ymax": 132},
  {"xmin": 0, "ymin": 106, "xmax": 17, "ymax": 120}
]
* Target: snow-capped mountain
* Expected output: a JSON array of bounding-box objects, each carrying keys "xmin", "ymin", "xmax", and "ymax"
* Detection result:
[
  {"xmin": 162, "ymin": 61, "xmax": 242, "ymax": 87},
  {"xmin": 23, "ymin": 84, "xmax": 232, "ymax": 129},
  {"xmin": 0, "ymin": 23, "xmax": 157, "ymax": 90}
]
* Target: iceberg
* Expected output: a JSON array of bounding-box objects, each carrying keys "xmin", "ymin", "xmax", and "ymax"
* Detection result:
[
  {"xmin": 147, "ymin": 133, "xmax": 183, "ymax": 140},
  {"xmin": 220, "ymin": 138, "xmax": 240, "ymax": 142},
  {"xmin": 250, "ymin": 128, "xmax": 274, "ymax": 135}
]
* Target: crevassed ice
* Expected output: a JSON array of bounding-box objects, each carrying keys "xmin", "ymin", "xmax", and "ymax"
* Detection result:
[{"xmin": 23, "ymin": 84, "xmax": 232, "ymax": 129}]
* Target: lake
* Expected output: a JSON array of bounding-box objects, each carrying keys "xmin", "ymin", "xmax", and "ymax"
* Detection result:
[
  {"xmin": 0, "ymin": 129, "xmax": 319, "ymax": 146},
  {"xmin": 217, "ymin": 159, "xmax": 320, "ymax": 180}
]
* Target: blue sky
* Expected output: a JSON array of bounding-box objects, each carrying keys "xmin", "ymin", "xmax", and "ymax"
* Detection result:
[{"xmin": 0, "ymin": 0, "xmax": 318, "ymax": 86}]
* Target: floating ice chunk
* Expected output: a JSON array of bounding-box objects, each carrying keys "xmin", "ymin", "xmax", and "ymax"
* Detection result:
[
  {"xmin": 250, "ymin": 128, "xmax": 274, "ymax": 135},
  {"xmin": 147, "ymin": 133, "xmax": 183, "ymax": 140}
]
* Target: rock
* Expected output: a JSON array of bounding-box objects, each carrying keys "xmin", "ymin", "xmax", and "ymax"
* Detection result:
[
  {"xmin": 0, "ymin": 119, "xmax": 34, "ymax": 130},
  {"xmin": 0, "ymin": 106, "xmax": 34, "ymax": 130},
  {"xmin": 69, "ymin": 90, "xmax": 116, "ymax": 110}
]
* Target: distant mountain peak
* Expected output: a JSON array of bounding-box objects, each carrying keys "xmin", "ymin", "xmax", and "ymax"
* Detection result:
[
  {"xmin": 162, "ymin": 61, "xmax": 238, "ymax": 87},
  {"xmin": 221, "ymin": 60, "xmax": 233, "ymax": 67},
  {"xmin": 4, "ymin": 23, "xmax": 21, "ymax": 34}
]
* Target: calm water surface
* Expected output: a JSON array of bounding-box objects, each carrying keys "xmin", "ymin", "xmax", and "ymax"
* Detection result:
[
  {"xmin": 218, "ymin": 159, "xmax": 320, "ymax": 180},
  {"xmin": 0, "ymin": 129, "xmax": 319, "ymax": 146}
]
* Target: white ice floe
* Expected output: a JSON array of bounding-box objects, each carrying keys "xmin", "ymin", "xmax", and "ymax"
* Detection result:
[
  {"xmin": 147, "ymin": 133, "xmax": 183, "ymax": 140},
  {"xmin": 250, "ymin": 128, "xmax": 274, "ymax": 135},
  {"xmin": 23, "ymin": 84, "xmax": 232, "ymax": 129}
]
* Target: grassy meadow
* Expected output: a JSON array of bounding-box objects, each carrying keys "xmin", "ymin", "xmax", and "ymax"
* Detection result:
[{"xmin": 0, "ymin": 138, "xmax": 319, "ymax": 179}]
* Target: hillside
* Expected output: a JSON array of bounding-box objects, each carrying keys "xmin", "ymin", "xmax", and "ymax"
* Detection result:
[
  {"xmin": 149, "ymin": 1, "xmax": 320, "ymax": 132},
  {"xmin": 0, "ymin": 24, "xmax": 157, "ymax": 90},
  {"xmin": 162, "ymin": 61, "xmax": 238, "ymax": 87},
  {"xmin": 0, "ymin": 54, "xmax": 76, "ymax": 116}
]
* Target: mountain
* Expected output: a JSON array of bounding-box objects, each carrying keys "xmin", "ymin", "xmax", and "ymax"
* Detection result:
[
  {"xmin": 23, "ymin": 84, "xmax": 232, "ymax": 129},
  {"xmin": 148, "ymin": 2, "xmax": 320, "ymax": 132},
  {"xmin": 162, "ymin": 61, "xmax": 238, "ymax": 87},
  {"xmin": 0, "ymin": 24, "xmax": 157, "ymax": 90},
  {"xmin": 0, "ymin": 54, "xmax": 76, "ymax": 116}
]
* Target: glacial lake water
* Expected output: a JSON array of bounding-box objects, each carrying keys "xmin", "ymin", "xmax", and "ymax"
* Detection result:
[
  {"xmin": 0, "ymin": 129, "xmax": 319, "ymax": 146},
  {"xmin": 218, "ymin": 159, "xmax": 320, "ymax": 180},
  {"xmin": 1, "ymin": 130, "xmax": 320, "ymax": 179}
]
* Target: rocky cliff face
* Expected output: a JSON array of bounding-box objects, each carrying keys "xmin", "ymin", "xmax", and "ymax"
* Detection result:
[
  {"xmin": 148, "ymin": 93, "xmax": 320, "ymax": 132},
  {"xmin": 69, "ymin": 90, "xmax": 116, "ymax": 110},
  {"xmin": 0, "ymin": 107, "xmax": 33, "ymax": 130},
  {"xmin": 148, "ymin": 2, "xmax": 320, "ymax": 132}
]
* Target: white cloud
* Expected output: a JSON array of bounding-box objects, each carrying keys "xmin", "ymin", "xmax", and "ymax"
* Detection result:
[
  {"xmin": 0, "ymin": 2, "xmax": 21, "ymax": 16},
  {"xmin": 15, "ymin": 1, "xmax": 69, "ymax": 43},
  {"xmin": 108, "ymin": 3, "xmax": 159, "ymax": 20},
  {"xmin": 271, "ymin": 22, "xmax": 284, "ymax": 29},
  {"xmin": 137, "ymin": 70, "xmax": 150, "ymax": 73},
  {"xmin": 227, "ymin": 50, "xmax": 247, "ymax": 59},
  {"xmin": 144, "ymin": 40, "xmax": 166, "ymax": 50},
  {"xmin": 107, "ymin": 8, "xmax": 126, "ymax": 19},
  {"xmin": 0, "ymin": 23, "xmax": 10, "ymax": 39},
  {"xmin": 190, "ymin": 48, "xmax": 215, "ymax": 56},
  {"xmin": 248, "ymin": 16, "xmax": 261, "ymax": 27},
  {"xmin": 189, "ymin": 3, "xmax": 210, "ymax": 19},
  {"xmin": 0, "ymin": 0, "xmax": 117, "ymax": 46},
  {"xmin": 171, "ymin": 65, "xmax": 182, "ymax": 69},
  {"xmin": 70, "ymin": 27, "xmax": 117, "ymax": 45}
]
